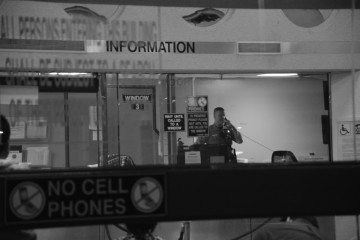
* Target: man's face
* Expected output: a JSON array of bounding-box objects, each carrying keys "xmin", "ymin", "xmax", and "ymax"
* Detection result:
[{"xmin": 214, "ymin": 110, "xmax": 225, "ymax": 125}]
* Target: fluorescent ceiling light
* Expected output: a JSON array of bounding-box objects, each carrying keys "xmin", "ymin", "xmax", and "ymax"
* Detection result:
[
  {"xmin": 48, "ymin": 72, "xmax": 88, "ymax": 76},
  {"xmin": 257, "ymin": 73, "xmax": 298, "ymax": 77},
  {"xmin": 176, "ymin": 74, "xmax": 221, "ymax": 78},
  {"xmin": 0, "ymin": 131, "xmax": 3, "ymax": 134}
]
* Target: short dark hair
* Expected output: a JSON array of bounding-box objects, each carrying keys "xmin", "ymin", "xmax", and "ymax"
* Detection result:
[
  {"xmin": 0, "ymin": 115, "xmax": 10, "ymax": 146},
  {"xmin": 214, "ymin": 107, "xmax": 225, "ymax": 113}
]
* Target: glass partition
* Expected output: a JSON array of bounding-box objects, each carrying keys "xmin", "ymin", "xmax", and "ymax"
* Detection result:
[
  {"xmin": 0, "ymin": 1, "xmax": 359, "ymax": 240},
  {"xmin": 173, "ymin": 74, "xmax": 331, "ymax": 164}
]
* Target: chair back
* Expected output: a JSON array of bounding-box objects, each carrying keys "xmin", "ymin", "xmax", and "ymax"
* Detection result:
[{"xmin": 271, "ymin": 151, "xmax": 298, "ymax": 163}]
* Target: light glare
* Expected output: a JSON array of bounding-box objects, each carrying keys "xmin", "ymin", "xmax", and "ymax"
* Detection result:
[{"xmin": 257, "ymin": 73, "xmax": 298, "ymax": 77}]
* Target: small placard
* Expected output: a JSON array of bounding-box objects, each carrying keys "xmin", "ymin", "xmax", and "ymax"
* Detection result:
[
  {"xmin": 187, "ymin": 113, "xmax": 209, "ymax": 137},
  {"xmin": 131, "ymin": 103, "xmax": 145, "ymax": 111},
  {"xmin": 185, "ymin": 151, "xmax": 201, "ymax": 164},
  {"xmin": 164, "ymin": 114, "xmax": 185, "ymax": 132},
  {"xmin": 187, "ymin": 96, "xmax": 208, "ymax": 112},
  {"xmin": 10, "ymin": 122, "xmax": 26, "ymax": 139},
  {"xmin": 123, "ymin": 95, "xmax": 152, "ymax": 102}
]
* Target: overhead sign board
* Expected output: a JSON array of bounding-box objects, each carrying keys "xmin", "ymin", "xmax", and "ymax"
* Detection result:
[
  {"xmin": 164, "ymin": 114, "xmax": 185, "ymax": 132},
  {"xmin": 3, "ymin": 174, "xmax": 166, "ymax": 226},
  {"xmin": 0, "ymin": 76, "xmax": 98, "ymax": 93}
]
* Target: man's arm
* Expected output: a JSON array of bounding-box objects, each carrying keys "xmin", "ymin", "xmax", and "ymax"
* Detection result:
[
  {"xmin": 226, "ymin": 121, "xmax": 243, "ymax": 144},
  {"xmin": 194, "ymin": 136, "xmax": 207, "ymax": 145}
]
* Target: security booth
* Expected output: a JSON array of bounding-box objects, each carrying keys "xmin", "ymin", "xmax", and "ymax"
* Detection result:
[{"xmin": 0, "ymin": 0, "xmax": 360, "ymax": 240}]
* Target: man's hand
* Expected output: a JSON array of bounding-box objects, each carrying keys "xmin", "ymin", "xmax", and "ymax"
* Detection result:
[{"xmin": 224, "ymin": 118, "xmax": 234, "ymax": 128}]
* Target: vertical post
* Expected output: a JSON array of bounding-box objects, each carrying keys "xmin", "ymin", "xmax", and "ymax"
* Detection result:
[
  {"xmin": 192, "ymin": 77, "xmax": 195, "ymax": 96},
  {"xmin": 167, "ymin": 74, "xmax": 177, "ymax": 164},
  {"xmin": 64, "ymin": 92, "xmax": 70, "ymax": 168},
  {"xmin": 100, "ymin": 73, "xmax": 108, "ymax": 167},
  {"xmin": 116, "ymin": 74, "xmax": 121, "ymax": 159},
  {"xmin": 351, "ymin": 0, "xmax": 358, "ymax": 161},
  {"xmin": 96, "ymin": 74, "xmax": 101, "ymax": 166},
  {"xmin": 357, "ymin": 215, "xmax": 360, "ymax": 240},
  {"xmin": 191, "ymin": 77, "xmax": 196, "ymax": 144},
  {"xmin": 96, "ymin": 73, "xmax": 107, "ymax": 240},
  {"xmin": 327, "ymin": 73, "xmax": 333, "ymax": 162},
  {"xmin": 184, "ymin": 221, "xmax": 191, "ymax": 240}
]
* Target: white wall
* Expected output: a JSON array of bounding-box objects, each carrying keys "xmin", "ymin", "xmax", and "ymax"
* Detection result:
[
  {"xmin": 176, "ymin": 76, "xmax": 329, "ymax": 162},
  {"xmin": 331, "ymin": 71, "xmax": 360, "ymax": 240},
  {"xmin": 331, "ymin": 72, "xmax": 360, "ymax": 161}
]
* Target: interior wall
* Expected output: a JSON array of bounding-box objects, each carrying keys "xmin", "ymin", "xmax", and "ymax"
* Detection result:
[
  {"xmin": 331, "ymin": 71, "xmax": 360, "ymax": 240},
  {"xmin": 176, "ymin": 76, "xmax": 329, "ymax": 162},
  {"xmin": 331, "ymin": 71, "xmax": 360, "ymax": 161}
]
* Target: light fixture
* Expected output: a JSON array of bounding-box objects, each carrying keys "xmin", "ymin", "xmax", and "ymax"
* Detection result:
[
  {"xmin": 0, "ymin": 131, "xmax": 3, "ymax": 134},
  {"xmin": 257, "ymin": 73, "xmax": 298, "ymax": 77},
  {"xmin": 48, "ymin": 72, "xmax": 88, "ymax": 76}
]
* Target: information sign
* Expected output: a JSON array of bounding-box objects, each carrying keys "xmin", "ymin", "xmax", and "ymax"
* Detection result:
[{"xmin": 164, "ymin": 114, "xmax": 185, "ymax": 132}]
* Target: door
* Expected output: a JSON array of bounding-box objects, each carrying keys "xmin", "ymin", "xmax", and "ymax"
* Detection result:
[{"xmin": 118, "ymin": 86, "xmax": 158, "ymax": 165}]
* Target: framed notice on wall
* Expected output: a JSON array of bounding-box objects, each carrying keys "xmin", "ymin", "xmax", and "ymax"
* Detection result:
[
  {"xmin": 187, "ymin": 96, "xmax": 208, "ymax": 112},
  {"xmin": 187, "ymin": 113, "xmax": 209, "ymax": 137},
  {"xmin": 336, "ymin": 120, "xmax": 360, "ymax": 161},
  {"xmin": 10, "ymin": 122, "xmax": 26, "ymax": 139},
  {"xmin": 8, "ymin": 119, "xmax": 48, "ymax": 140},
  {"xmin": 164, "ymin": 114, "xmax": 185, "ymax": 132},
  {"xmin": 187, "ymin": 96, "xmax": 209, "ymax": 137}
]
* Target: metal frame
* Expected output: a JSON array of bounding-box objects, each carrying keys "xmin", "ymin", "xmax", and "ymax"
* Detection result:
[{"xmin": 1, "ymin": 162, "xmax": 360, "ymax": 230}]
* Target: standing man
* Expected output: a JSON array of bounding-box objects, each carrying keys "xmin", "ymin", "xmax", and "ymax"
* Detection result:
[{"xmin": 194, "ymin": 107, "xmax": 243, "ymax": 161}]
